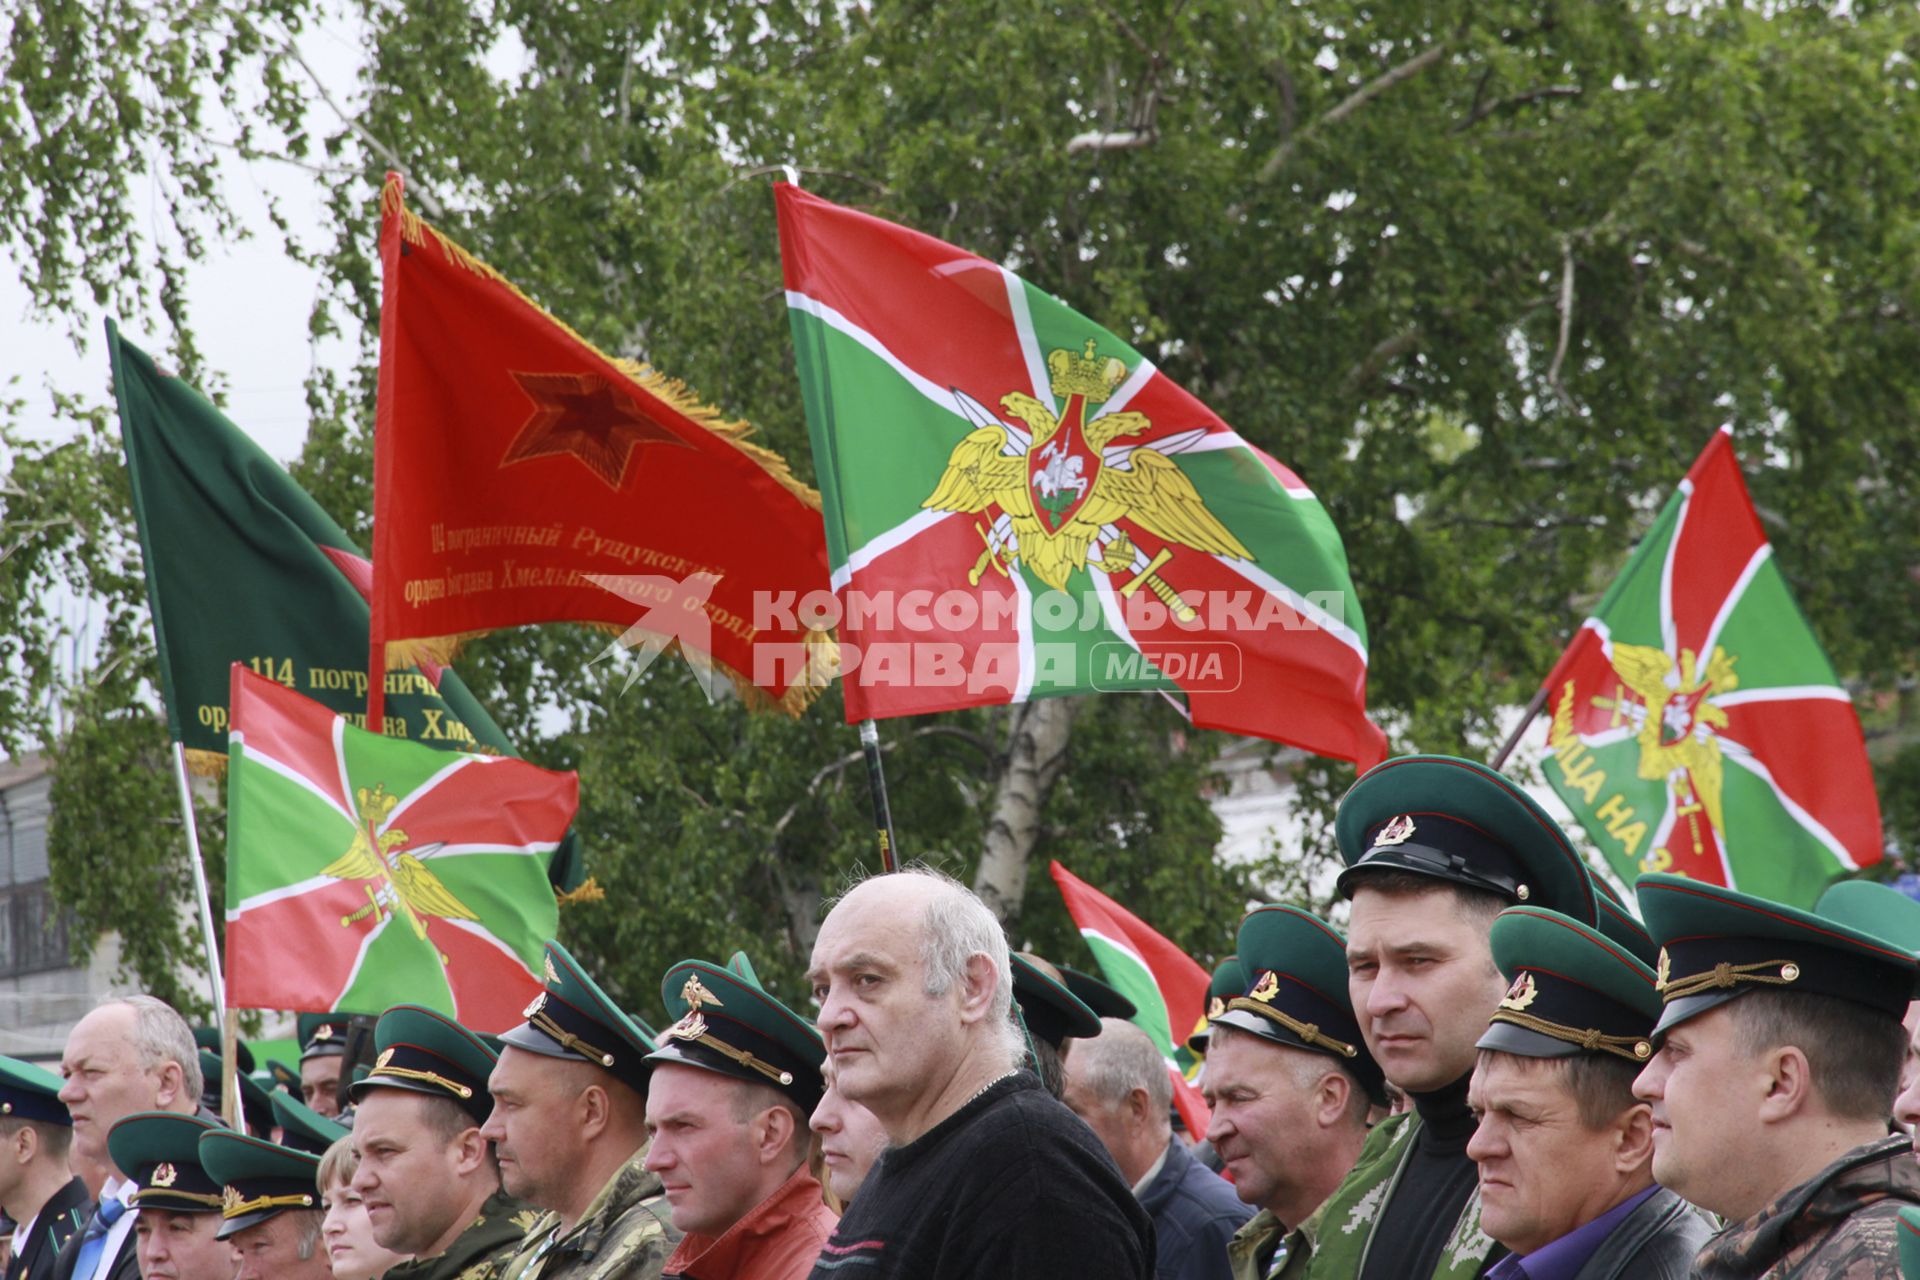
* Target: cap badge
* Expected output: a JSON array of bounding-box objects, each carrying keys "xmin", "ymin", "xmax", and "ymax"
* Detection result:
[
  {"xmin": 313, "ymin": 1024, "xmax": 335, "ymax": 1042},
  {"xmin": 1206, "ymin": 996, "xmax": 1226, "ymax": 1020},
  {"xmin": 668, "ymin": 1011, "xmax": 708, "ymax": 1042},
  {"xmin": 543, "ymin": 954, "xmax": 560, "ymax": 984},
  {"xmin": 1499, "ymin": 972, "xmax": 1539, "ymax": 1012},
  {"xmin": 222, "ymin": 1186, "xmax": 243, "ymax": 1215},
  {"xmin": 523, "ymin": 992, "xmax": 547, "ymax": 1019},
  {"xmin": 1654, "ymin": 948, "xmax": 1671, "ymax": 993},
  {"xmin": 1372, "ymin": 815, "xmax": 1416, "ymax": 848},
  {"xmin": 1249, "ymin": 971, "xmax": 1281, "ymax": 1004},
  {"xmin": 375, "ymin": 1048, "xmax": 395, "ymax": 1070},
  {"xmin": 152, "ymin": 1163, "xmax": 178, "ymax": 1188},
  {"xmin": 682, "ymin": 973, "xmax": 725, "ymax": 1011}
]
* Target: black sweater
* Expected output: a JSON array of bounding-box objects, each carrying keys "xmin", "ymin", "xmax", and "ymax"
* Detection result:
[
  {"xmin": 809, "ymin": 1070, "xmax": 1154, "ymax": 1279},
  {"xmin": 1359, "ymin": 1072, "xmax": 1506, "ymax": 1280}
]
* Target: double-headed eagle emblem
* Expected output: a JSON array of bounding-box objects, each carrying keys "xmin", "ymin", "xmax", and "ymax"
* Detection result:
[
  {"xmin": 323, "ymin": 783, "xmax": 477, "ymax": 961},
  {"xmin": 923, "ymin": 340, "xmax": 1250, "ymax": 610},
  {"xmin": 1604, "ymin": 642, "xmax": 1738, "ymax": 839}
]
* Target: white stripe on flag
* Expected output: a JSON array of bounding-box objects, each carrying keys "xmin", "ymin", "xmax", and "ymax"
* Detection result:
[
  {"xmin": 1712, "ymin": 685, "xmax": 1851, "ymax": 708},
  {"xmin": 1701, "ymin": 544, "xmax": 1771, "ymax": 659},
  {"xmin": 1208, "ymin": 553, "xmax": 1370, "ymax": 665},
  {"xmin": 1718, "ymin": 735, "xmax": 1861, "ymax": 871},
  {"xmin": 229, "ymin": 874, "xmax": 336, "ymax": 917},
  {"xmin": 999, "ymin": 268, "xmax": 1052, "ymax": 404},
  {"xmin": 237, "ymin": 744, "xmax": 356, "ymax": 829},
  {"xmin": 785, "ymin": 291, "xmax": 965, "ymax": 423},
  {"xmin": 830, "ymin": 509, "xmax": 954, "ymax": 595}
]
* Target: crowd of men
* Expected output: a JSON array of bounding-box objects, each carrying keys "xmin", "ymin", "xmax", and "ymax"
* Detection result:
[{"xmin": 4, "ymin": 752, "xmax": 1920, "ymax": 1278}]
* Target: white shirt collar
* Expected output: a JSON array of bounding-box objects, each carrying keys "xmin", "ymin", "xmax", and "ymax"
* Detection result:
[{"xmin": 1131, "ymin": 1143, "xmax": 1171, "ymax": 1198}]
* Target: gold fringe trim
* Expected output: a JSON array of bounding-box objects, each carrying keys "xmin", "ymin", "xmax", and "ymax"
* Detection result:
[
  {"xmin": 383, "ymin": 631, "xmax": 491, "ymax": 670},
  {"xmin": 182, "ymin": 747, "xmax": 229, "ymax": 778},
  {"xmin": 555, "ymin": 876, "xmax": 606, "ymax": 907},
  {"xmin": 379, "ymin": 174, "xmax": 821, "ymax": 513}
]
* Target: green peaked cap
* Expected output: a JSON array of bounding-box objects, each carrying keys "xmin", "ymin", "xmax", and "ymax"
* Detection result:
[
  {"xmin": 1012, "ymin": 953, "xmax": 1102, "ymax": 1049},
  {"xmin": 193, "ymin": 1029, "xmax": 253, "ymax": 1074},
  {"xmin": 647, "ymin": 957, "xmax": 826, "ymax": 1112},
  {"xmin": 1187, "ymin": 956, "xmax": 1245, "ymax": 1054},
  {"xmin": 1060, "ymin": 966, "xmax": 1137, "ymax": 1022},
  {"xmin": 296, "ymin": 1013, "xmax": 366, "ymax": 1061},
  {"xmin": 349, "ymin": 1004, "xmax": 498, "ymax": 1124},
  {"xmin": 198, "ymin": 1129, "xmax": 322, "ymax": 1240},
  {"xmin": 266, "ymin": 1060, "xmax": 300, "ymax": 1092},
  {"xmin": 268, "ymin": 1091, "xmax": 347, "ymax": 1156},
  {"xmin": 1480, "ymin": 906, "xmax": 1659, "ymax": 1064},
  {"xmin": 1212, "ymin": 906, "xmax": 1385, "ymax": 1105},
  {"xmin": 109, "ymin": 1112, "xmax": 226, "ymax": 1214},
  {"xmin": 1334, "ymin": 754, "xmax": 1598, "ymax": 927},
  {"xmin": 1817, "ymin": 879, "xmax": 1920, "ymax": 957},
  {"xmin": 1636, "ymin": 872, "xmax": 1920, "ymax": 1037},
  {"xmin": 0, "ymin": 1055, "xmax": 69, "ymax": 1127},
  {"xmin": 499, "ymin": 940, "xmax": 659, "ymax": 1098},
  {"xmin": 1588, "ymin": 870, "xmax": 1659, "ymax": 967},
  {"xmin": 199, "ymin": 1050, "xmax": 274, "ymax": 1137},
  {"xmin": 1899, "ymin": 1205, "xmax": 1920, "ymax": 1279}
]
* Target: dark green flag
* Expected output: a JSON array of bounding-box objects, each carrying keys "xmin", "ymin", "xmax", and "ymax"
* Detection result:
[{"xmin": 107, "ymin": 320, "xmax": 584, "ymax": 890}]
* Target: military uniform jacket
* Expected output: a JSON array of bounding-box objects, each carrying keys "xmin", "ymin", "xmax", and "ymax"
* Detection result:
[
  {"xmin": 388, "ymin": 1190, "xmax": 542, "ymax": 1280},
  {"xmin": 1275, "ymin": 1111, "xmax": 1498, "ymax": 1280},
  {"xmin": 5, "ymin": 1178, "xmax": 88, "ymax": 1280},
  {"xmin": 1227, "ymin": 1208, "xmax": 1292, "ymax": 1280},
  {"xmin": 1692, "ymin": 1133, "xmax": 1920, "ymax": 1279},
  {"xmin": 499, "ymin": 1151, "xmax": 680, "ymax": 1280}
]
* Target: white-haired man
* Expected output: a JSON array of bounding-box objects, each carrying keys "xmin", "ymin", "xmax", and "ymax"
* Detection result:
[
  {"xmin": 806, "ymin": 869, "xmax": 1153, "ymax": 1278},
  {"xmin": 54, "ymin": 997, "xmax": 203, "ymax": 1280}
]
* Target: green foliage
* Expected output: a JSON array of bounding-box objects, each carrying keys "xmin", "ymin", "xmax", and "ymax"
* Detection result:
[{"xmin": 5, "ymin": 0, "xmax": 1920, "ymax": 1014}]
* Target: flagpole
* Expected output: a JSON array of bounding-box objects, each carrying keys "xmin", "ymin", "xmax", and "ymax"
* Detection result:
[
  {"xmin": 170, "ymin": 742, "xmax": 227, "ymax": 1023},
  {"xmin": 858, "ymin": 720, "xmax": 900, "ymax": 872},
  {"xmin": 1489, "ymin": 684, "xmax": 1550, "ymax": 771}
]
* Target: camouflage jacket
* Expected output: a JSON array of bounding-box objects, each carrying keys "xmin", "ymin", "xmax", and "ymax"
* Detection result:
[
  {"xmin": 387, "ymin": 1191, "xmax": 542, "ymax": 1280},
  {"xmin": 1693, "ymin": 1134, "xmax": 1920, "ymax": 1279},
  {"xmin": 498, "ymin": 1150, "xmax": 681, "ymax": 1280}
]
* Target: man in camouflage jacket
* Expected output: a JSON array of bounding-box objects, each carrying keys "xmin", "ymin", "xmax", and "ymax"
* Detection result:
[
  {"xmin": 496, "ymin": 1152, "xmax": 676, "ymax": 1280},
  {"xmin": 1692, "ymin": 1134, "xmax": 1920, "ymax": 1280}
]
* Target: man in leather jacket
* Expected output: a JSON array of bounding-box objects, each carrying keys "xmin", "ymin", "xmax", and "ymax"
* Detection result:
[{"xmin": 1466, "ymin": 907, "xmax": 1711, "ymax": 1280}]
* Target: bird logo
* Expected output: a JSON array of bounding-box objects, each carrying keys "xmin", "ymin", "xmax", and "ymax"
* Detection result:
[
  {"xmin": 1605, "ymin": 642, "xmax": 1738, "ymax": 844},
  {"xmin": 323, "ymin": 783, "xmax": 478, "ymax": 963}
]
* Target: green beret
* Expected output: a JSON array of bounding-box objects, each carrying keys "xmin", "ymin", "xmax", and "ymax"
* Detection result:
[
  {"xmin": 268, "ymin": 1091, "xmax": 347, "ymax": 1156},
  {"xmin": 1059, "ymin": 966, "xmax": 1138, "ymax": 1022},
  {"xmin": 349, "ymin": 1005, "xmax": 498, "ymax": 1124},
  {"xmin": 1479, "ymin": 906, "xmax": 1659, "ymax": 1064},
  {"xmin": 0, "ymin": 1056, "xmax": 69, "ymax": 1127},
  {"xmin": 1637, "ymin": 872, "xmax": 1920, "ymax": 1037},
  {"xmin": 647, "ymin": 958, "xmax": 825, "ymax": 1112},
  {"xmin": 198, "ymin": 1130, "xmax": 321, "ymax": 1240},
  {"xmin": 1012, "ymin": 953, "xmax": 1101, "ymax": 1050},
  {"xmin": 1212, "ymin": 906, "xmax": 1385, "ymax": 1105},
  {"xmin": 109, "ymin": 1112, "xmax": 226, "ymax": 1215},
  {"xmin": 1817, "ymin": 879, "xmax": 1920, "ymax": 957},
  {"xmin": 1188, "ymin": 956, "xmax": 1245, "ymax": 1054},
  {"xmin": 498, "ymin": 941, "xmax": 658, "ymax": 1097},
  {"xmin": 1334, "ymin": 755, "xmax": 1597, "ymax": 926}
]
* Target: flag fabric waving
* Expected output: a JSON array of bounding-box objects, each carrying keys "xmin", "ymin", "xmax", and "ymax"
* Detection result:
[
  {"xmin": 1050, "ymin": 861, "xmax": 1212, "ymax": 1134},
  {"xmin": 225, "ymin": 665, "xmax": 571, "ymax": 1030},
  {"xmin": 371, "ymin": 174, "xmax": 833, "ymax": 719},
  {"xmin": 1538, "ymin": 428, "xmax": 1881, "ymax": 906},
  {"xmin": 776, "ymin": 183, "xmax": 1385, "ymax": 768},
  {"xmin": 107, "ymin": 321, "xmax": 586, "ymax": 891}
]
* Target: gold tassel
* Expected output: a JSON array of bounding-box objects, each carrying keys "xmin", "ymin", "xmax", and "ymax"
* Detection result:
[
  {"xmin": 554, "ymin": 876, "xmax": 605, "ymax": 906},
  {"xmin": 181, "ymin": 747, "xmax": 229, "ymax": 778},
  {"xmin": 383, "ymin": 631, "xmax": 490, "ymax": 670}
]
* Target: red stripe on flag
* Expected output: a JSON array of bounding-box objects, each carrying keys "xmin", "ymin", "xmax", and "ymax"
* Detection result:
[
  {"xmin": 226, "ymin": 879, "xmax": 371, "ymax": 1012},
  {"xmin": 776, "ymin": 184, "xmax": 1045, "ymax": 407},
  {"xmin": 1719, "ymin": 697, "xmax": 1882, "ymax": 867},
  {"xmin": 1049, "ymin": 862, "xmax": 1210, "ymax": 1059},
  {"xmin": 1668, "ymin": 432, "xmax": 1768, "ymax": 657},
  {"xmin": 231, "ymin": 664, "xmax": 350, "ymax": 811},
  {"xmin": 376, "ymin": 759, "xmax": 578, "ymax": 850}
]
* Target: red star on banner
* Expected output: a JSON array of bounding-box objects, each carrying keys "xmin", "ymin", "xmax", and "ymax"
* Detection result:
[{"xmin": 501, "ymin": 371, "xmax": 690, "ymax": 490}]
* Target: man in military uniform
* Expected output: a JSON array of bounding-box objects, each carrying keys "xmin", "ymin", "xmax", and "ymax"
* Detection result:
[
  {"xmin": 1205, "ymin": 906, "xmax": 1381, "ymax": 1280},
  {"xmin": 1010, "ymin": 954, "xmax": 1103, "ymax": 1100},
  {"xmin": 0, "ymin": 1058, "xmax": 86, "ymax": 1280},
  {"xmin": 1188, "ymin": 958, "xmax": 1245, "ymax": 1061},
  {"xmin": 1314, "ymin": 755, "xmax": 1606, "ymax": 1280},
  {"xmin": 198, "ymin": 1128, "xmax": 331, "ymax": 1280},
  {"xmin": 643, "ymin": 956, "xmax": 836, "ymax": 1279},
  {"xmin": 1467, "ymin": 906, "xmax": 1711, "ymax": 1279},
  {"xmin": 483, "ymin": 942, "xmax": 677, "ymax": 1280},
  {"xmin": 349, "ymin": 1005, "xmax": 532, "ymax": 1280},
  {"xmin": 296, "ymin": 1018, "xmax": 354, "ymax": 1121},
  {"xmin": 1633, "ymin": 872, "xmax": 1920, "ymax": 1278},
  {"xmin": 269, "ymin": 1093, "xmax": 347, "ymax": 1157},
  {"xmin": 106, "ymin": 1112, "xmax": 230, "ymax": 1280}
]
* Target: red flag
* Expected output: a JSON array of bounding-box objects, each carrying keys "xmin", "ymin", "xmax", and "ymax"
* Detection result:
[
  {"xmin": 371, "ymin": 173, "xmax": 834, "ymax": 720},
  {"xmin": 1050, "ymin": 861, "xmax": 1213, "ymax": 1134}
]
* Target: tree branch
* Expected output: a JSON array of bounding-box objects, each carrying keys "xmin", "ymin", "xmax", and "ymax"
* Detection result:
[
  {"xmin": 1453, "ymin": 84, "xmax": 1581, "ymax": 132},
  {"xmin": 1341, "ymin": 326, "xmax": 1422, "ymax": 394},
  {"xmin": 1256, "ymin": 42, "xmax": 1449, "ymax": 183},
  {"xmin": 1546, "ymin": 236, "xmax": 1578, "ymax": 412},
  {"xmin": 281, "ymin": 40, "xmax": 447, "ymax": 220}
]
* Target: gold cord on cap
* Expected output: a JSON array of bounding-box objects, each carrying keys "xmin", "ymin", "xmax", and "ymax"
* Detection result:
[
  {"xmin": 665, "ymin": 1012, "xmax": 796, "ymax": 1087},
  {"xmin": 1655, "ymin": 958, "xmax": 1801, "ymax": 1002},
  {"xmin": 527, "ymin": 1008, "xmax": 617, "ymax": 1068},
  {"xmin": 1489, "ymin": 1007, "xmax": 1652, "ymax": 1061},
  {"xmin": 369, "ymin": 1063, "xmax": 474, "ymax": 1099},
  {"xmin": 1224, "ymin": 996, "xmax": 1359, "ymax": 1059}
]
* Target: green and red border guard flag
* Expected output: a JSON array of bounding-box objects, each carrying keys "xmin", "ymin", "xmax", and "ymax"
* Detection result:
[
  {"xmin": 225, "ymin": 664, "xmax": 571, "ymax": 1029},
  {"xmin": 1539, "ymin": 428, "xmax": 1881, "ymax": 906},
  {"xmin": 371, "ymin": 174, "xmax": 834, "ymax": 720},
  {"xmin": 1051, "ymin": 861, "xmax": 1212, "ymax": 1133},
  {"xmin": 776, "ymin": 184, "xmax": 1385, "ymax": 769}
]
